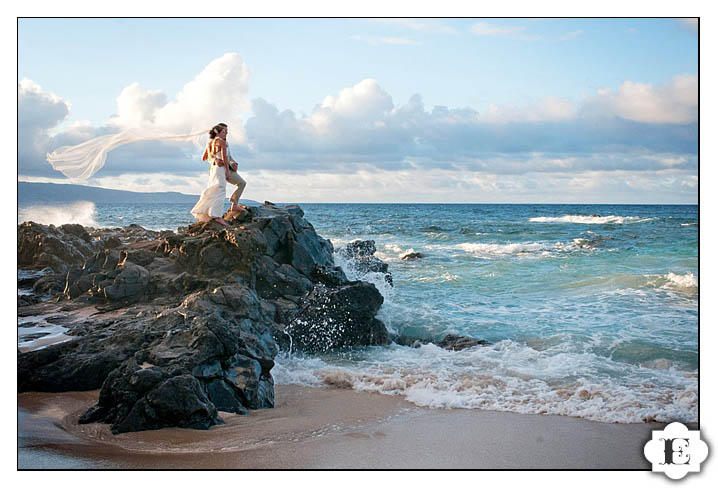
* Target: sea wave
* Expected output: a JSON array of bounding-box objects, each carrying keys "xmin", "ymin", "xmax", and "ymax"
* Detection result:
[
  {"xmin": 18, "ymin": 201, "xmax": 98, "ymax": 227},
  {"xmin": 563, "ymin": 272, "xmax": 698, "ymax": 297},
  {"xmin": 655, "ymin": 272, "xmax": 698, "ymax": 291},
  {"xmin": 451, "ymin": 242, "xmax": 546, "ymax": 256},
  {"xmin": 529, "ymin": 215, "xmax": 654, "ymax": 225},
  {"xmin": 273, "ymin": 341, "xmax": 697, "ymax": 424},
  {"xmin": 436, "ymin": 238, "xmax": 608, "ymax": 259}
]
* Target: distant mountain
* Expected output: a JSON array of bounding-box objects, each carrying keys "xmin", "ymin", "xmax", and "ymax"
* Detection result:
[{"xmin": 18, "ymin": 182, "xmax": 261, "ymax": 206}]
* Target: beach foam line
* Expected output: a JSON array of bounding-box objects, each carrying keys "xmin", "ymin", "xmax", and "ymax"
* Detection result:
[
  {"xmin": 529, "ymin": 215, "xmax": 654, "ymax": 225},
  {"xmin": 272, "ymin": 340, "xmax": 698, "ymax": 424}
]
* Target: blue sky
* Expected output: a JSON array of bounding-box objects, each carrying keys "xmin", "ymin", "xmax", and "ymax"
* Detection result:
[{"xmin": 17, "ymin": 18, "xmax": 698, "ymax": 203}]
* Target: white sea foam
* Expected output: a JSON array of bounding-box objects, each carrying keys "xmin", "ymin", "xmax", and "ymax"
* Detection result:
[
  {"xmin": 274, "ymin": 341, "xmax": 697, "ymax": 424},
  {"xmin": 529, "ymin": 215, "xmax": 654, "ymax": 224},
  {"xmin": 414, "ymin": 273, "xmax": 459, "ymax": 283},
  {"xmin": 375, "ymin": 243, "xmax": 416, "ymax": 262},
  {"xmin": 452, "ymin": 242, "xmax": 546, "ymax": 257},
  {"xmin": 660, "ymin": 272, "xmax": 698, "ymax": 291},
  {"xmin": 333, "ymin": 248, "xmax": 397, "ymax": 333},
  {"xmin": 439, "ymin": 239, "xmax": 604, "ymax": 259},
  {"xmin": 18, "ymin": 201, "xmax": 98, "ymax": 227}
]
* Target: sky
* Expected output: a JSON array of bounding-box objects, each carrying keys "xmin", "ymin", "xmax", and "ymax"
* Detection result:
[{"xmin": 17, "ymin": 17, "xmax": 699, "ymax": 203}]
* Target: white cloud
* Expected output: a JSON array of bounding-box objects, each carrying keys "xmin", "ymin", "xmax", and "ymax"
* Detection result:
[
  {"xmin": 202, "ymin": 166, "xmax": 697, "ymax": 204},
  {"xmin": 103, "ymin": 53, "xmax": 252, "ymax": 139},
  {"xmin": 583, "ymin": 74, "xmax": 697, "ymax": 124},
  {"xmin": 110, "ymin": 82, "xmax": 168, "ymax": 128},
  {"xmin": 19, "ymin": 59, "xmax": 696, "ymax": 205},
  {"xmin": 482, "ymin": 96, "xmax": 577, "ymax": 123},
  {"xmin": 18, "ymin": 79, "xmax": 70, "ymax": 176},
  {"xmin": 310, "ymin": 78, "xmax": 395, "ymax": 134},
  {"xmin": 469, "ymin": 21, "xmax": 539, "ymax": 41},
  {"xmin": 152, "ymin": 53, "xmax": 251, "ymax": 139},
  {"xmin": 19, "ymin": 53, "xmax": 253, "ymax": 178}
]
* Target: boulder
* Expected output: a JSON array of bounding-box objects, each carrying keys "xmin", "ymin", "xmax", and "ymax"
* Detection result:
[
  {"xmin": 18, "ymin": 203, "xmax": 391, "ymax": 433},
  {"xmin": 338, "ymin": 240, "xmax": 392, "ymax": 286},
  {"xmin": 401, "ymin": 252, "xmax": 426, "ymax": 261},
  {"xmin": 18, "ymin": 221, "xmax": 100, "ymax": 274},
  {"xmin": 395, "ymin": 333, "xmax": 490, "ymax": 351},
  {"xmin": 287, "ymin": 282, "xmax": 390, "ymax": 352}
]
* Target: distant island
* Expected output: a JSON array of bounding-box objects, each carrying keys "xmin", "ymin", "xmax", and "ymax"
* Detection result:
[{"xmin": 18, "ymin": 182, "xmax": 260, "ymax": 206}]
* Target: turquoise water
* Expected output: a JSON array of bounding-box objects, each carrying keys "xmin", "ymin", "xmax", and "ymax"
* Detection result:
[{"xmin": 20, "ymin": 202, "xmax": 699, "ymax": 423}]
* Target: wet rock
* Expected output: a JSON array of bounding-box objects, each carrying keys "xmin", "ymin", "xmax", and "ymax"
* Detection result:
[
  {"xmin": 18, "ymin": 221, "xmax": 100, "ymax": 273},
  {"xmin": 338, "ymin": 240, "xmax": 393, "ymax": 286},
  {"xmin": 18, "ymin": 203, "xmax": 389, "ymax": 433},
  {"xmin": 17, "ymin": 294, "xmax": 41, "ymax": 307},
  {"xmin": 395, "ymin": 333, "xmax": 490, "ymax": 351},
  {"xmin": 437, "ymin": 334, "xmax": 491, "ymax": 351},
  {"xmin": 401, "ymin": 252, "xmax": 425, "ymax": 261},
  {"xmin": 110, "ymin": 374, "xmax": 222, "ymax": 434},
  {"xmin": 287, "ymin": 282, "xmax": 389, "ymax": 352}
]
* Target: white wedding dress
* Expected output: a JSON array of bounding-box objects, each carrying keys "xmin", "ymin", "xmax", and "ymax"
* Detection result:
[{"xmin": 190, "ymin": 142, "xmax": 226, "ymax": 222}]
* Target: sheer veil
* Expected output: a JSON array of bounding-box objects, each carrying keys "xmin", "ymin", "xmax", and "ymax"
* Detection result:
[{"xmin": 46, "ymin": 128, "xmax": 210, "ymax": 179}]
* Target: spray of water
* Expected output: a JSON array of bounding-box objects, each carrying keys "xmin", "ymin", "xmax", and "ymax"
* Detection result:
[{"xmin": 18, "ymin": 201, "xmax": 98, "ymax": 227}]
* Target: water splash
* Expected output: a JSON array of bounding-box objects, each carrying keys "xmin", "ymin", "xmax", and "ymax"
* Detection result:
[{"xmin": 18, "ymin": 201, "xmax": 98, "ymax": 227}]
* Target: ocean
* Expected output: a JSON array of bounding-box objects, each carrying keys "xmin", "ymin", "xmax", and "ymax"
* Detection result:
[{"xmin": 18, "ymin": 202, "xmax": 699, "ymax": 424}]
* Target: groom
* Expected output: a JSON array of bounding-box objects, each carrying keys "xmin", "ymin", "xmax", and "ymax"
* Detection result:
[{"xmin": 225, "ymin": 157, "xmax": 246, "ymax": 213}]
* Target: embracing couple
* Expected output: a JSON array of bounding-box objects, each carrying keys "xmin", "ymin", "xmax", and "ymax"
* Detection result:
[{"xmin": 190, "ymin": 123, "xmax": 247, "ymax": 226}]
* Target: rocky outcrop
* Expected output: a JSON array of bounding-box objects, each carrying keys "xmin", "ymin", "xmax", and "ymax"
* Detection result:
[
  {"xmin": 338, "ymin": 240, "xmax": 393, "ymax": 286},
  {"xmin": 17, "ymin": 203, "xmax": 390, "ymax": 433},
  {"xmin": 18, "ymin": 222, "xmax": 99, "ymax": 275}
]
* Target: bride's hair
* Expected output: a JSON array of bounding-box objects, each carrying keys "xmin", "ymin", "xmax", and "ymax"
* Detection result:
[{"xmin": 209, "ymin": 123, "xmax": 228, "ymax": 139}]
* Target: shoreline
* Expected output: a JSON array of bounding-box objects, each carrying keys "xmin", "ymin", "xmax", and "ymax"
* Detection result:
[{"xmin": 19, "ymin": 384, "xmax": 666, "ymax": 470}]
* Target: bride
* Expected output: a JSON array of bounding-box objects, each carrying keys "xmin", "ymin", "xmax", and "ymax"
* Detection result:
[
  {"xmin": 190, "ymin": 124, "xmax": 232, "ymax": 226},
  {"xmin": 46, "ymin": 122, "xmax": 241, "ymax": 227}
]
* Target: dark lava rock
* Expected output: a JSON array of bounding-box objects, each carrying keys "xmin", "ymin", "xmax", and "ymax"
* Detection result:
[
  {"xmin": 338, "ymin": 240, "xmax": 393, "ymax": 286},
  {"xmin": 18, "ymin": 203, "xmax": 391, "ymax": 433},
  {"xmin": 17, "ymin": 294, "xmax": 41, "ymax": 307},
  {"xmin": 287, "ymin": 282, "xmax": 389, "ymax": 352},
  {"xmin": 18, "ymin": 221, "xmax": 100, "ymax": 274},
  {"xmin": 401, "ymin": 252, "xmax": 425, "ymax": 261},
  {"xmin": 437, "ymin": 334, "xmax": 490, "ymax": 351},
  {"xmin": 395, "ymin": 333, "xmax": 490, "ymax": 351}
]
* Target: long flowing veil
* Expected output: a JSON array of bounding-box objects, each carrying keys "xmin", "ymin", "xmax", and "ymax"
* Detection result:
[{"xmin": 46, "ymin": 129, "xmax": 210, "ymax": 179}]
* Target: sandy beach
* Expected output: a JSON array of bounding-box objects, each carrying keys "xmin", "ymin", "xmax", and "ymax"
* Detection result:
[{"xmin": 18, "ymin": 384, "xmax": 665, "ymax": 470}]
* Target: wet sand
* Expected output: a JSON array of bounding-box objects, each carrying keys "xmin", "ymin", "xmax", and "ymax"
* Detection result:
[{"xmin": 18, "ymin": 384, "xmax": 664, "ymax": 469}]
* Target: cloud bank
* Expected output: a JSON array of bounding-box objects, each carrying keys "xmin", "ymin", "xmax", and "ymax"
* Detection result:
[{"xmin": 18, "ymin": 53, "xmax": 697, "ymax": 202}]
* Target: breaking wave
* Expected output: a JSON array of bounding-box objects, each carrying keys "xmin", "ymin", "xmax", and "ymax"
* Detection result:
[
  {"xmin": 273, "ymin": 340, "xmax": 697, "ymax": 424},
  {"xmin": 529, "ymin": 215, "xmax": 654, "ymax": 224},
  {"xmin": 18, "ymin": 201, "xmax": 98, "ymax": 227}
]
